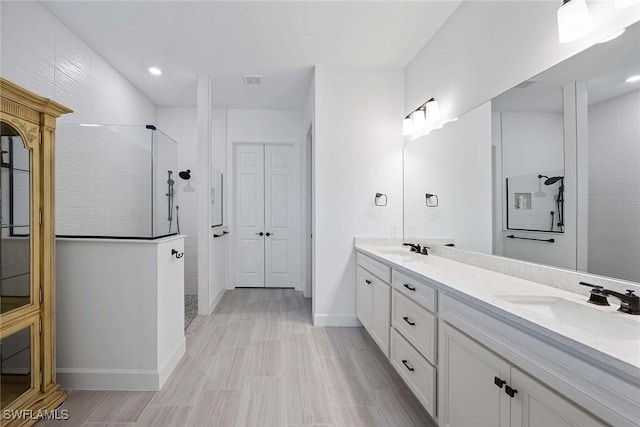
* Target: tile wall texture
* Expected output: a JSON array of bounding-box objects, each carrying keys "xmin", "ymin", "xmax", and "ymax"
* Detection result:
[
  {"xmin": 1, "ymin": 1, "xmax": 157, "ymax": 236},
  {"xmin": 588, "ymin": 89, "xmax": 640, "ymax": 283}
]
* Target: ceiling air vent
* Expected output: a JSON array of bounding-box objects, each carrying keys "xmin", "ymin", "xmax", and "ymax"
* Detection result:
[
  {"xmin": 516, "ymin": 79, "xmax": 540, "ymax": 89},
  {"xmin": 243, "ymin": 75, "xmax": 262, "ymax": 85}
]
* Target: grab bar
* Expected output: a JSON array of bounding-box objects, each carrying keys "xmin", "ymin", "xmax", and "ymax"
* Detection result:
[{"xmin": 507, "ymin": 235, "xmax": 554, "ymax": 243}]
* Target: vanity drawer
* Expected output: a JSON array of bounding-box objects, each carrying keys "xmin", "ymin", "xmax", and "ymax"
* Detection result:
[
  {"xmin": 392, "ymin": 289, "xmax": 436, "ymax": 364},
  {"xmin": 390, "ymin": 328, "xmax": 436, "ymax": 417},
  {"xmin": 357, "ymin": 252, "xmax": 391, "ymax": 283},
  {"xmin": 392, "ymin": 269, "xmax": 437, "ymax": 313}
]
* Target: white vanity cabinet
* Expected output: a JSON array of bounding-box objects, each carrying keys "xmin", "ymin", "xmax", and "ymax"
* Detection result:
[
  {"xmin": 354, "ymin": 247, "xmax": 637, "ymax": 427},
  {"xmin": 439, "ymin": 321, "xmax": 604, "ymax": 427},
  {"xmin": 356, "ymin": 253, "xmax": 391, "ymax": 356}
]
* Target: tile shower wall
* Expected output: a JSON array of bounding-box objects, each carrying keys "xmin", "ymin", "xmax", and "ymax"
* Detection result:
[
  {"xmin": 0, "ymin": 2, "xmax": 157, "ymax": 235},
  {"xmin": 588, "ymin": 89, "xmax": 640, "ymax": 283},
  {"xmin": 157, "ymin": 108, "xmax": 198, "ymax": 295}
]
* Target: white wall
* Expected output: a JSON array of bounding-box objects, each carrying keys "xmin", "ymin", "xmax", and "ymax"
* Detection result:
[
  {"xmin": 588, "ymin": 89, "xmax": 640, "ymax": 282},
  {"xmin": 56, "ymin": 237, "xmax": 185, "ymax": 390},
  {"xmin": 225, "ymin": 109, "xmax": 304, "ymax": 290},
  {"xmin": 302, "ymin": 73, "xmax": 315, "ymax": 300},
  {"xmin": 405, "ymin": 1, "xmax": 640, "ymax": 120},
  {"xmin": 157, "ymin": 108, "xmax": 198, "ymax": 295},
  {"xmin": 314, "ymin": 67, "xmax": 404, "ymax": 326},
  {"xmin": 0, "ymin": 1, "xmax": 158, "ymax": 237},
  {"xmin": 404, "ymin": 102, "xmax": 492, "ymax": 254},
  {"xmin": 210, "ymin": 108, "xmax": 228, "ymax": 302}
]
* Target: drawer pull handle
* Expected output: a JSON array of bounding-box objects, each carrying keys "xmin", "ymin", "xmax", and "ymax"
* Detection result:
[
  {"xmin": 403, "ymin": 283, "xmax": 416, "ymax": 291},
  {"xmin": 505, "ymin": 385, "xmax": 518, "ymax": 398},
  {"xmin": 494, "ymin": 377, "xmax": 506, "ymax": 388},
  {"xmin": 402, "ymin": 360, "xmax": 415, "ymax": 372},
  {"xmin": 365, "ymin": 279, "xmax": 372, "ymax": 285},
  {"xmin": 402, "ymin": 316, "xmax": 416, "ymax": 326}
]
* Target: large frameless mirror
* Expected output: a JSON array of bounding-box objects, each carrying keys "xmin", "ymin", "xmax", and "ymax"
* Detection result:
[{"xmin": 403, "ymin": 20, "xmax": 640, "ymax": 284}]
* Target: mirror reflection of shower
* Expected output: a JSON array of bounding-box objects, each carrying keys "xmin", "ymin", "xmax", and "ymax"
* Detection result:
[
  {"xmin": 538, "ymin": 174, "xmax": 564, "ymax": 232},
  {"xmin": 166, "ymin": 170, "xmax": 175, "ymax": 233}
]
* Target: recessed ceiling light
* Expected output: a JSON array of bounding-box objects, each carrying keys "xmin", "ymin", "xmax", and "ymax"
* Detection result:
[
  {"xmin": 598, "ymin": 29, "xmax": 625, "ymax": 44},
  {"xmin": 148, "ymin": 66, "xmax": 162, "ymax": 76},
  {"xmin": 626, "ymin": 75, "xmax": 640, "ymax": 83}
]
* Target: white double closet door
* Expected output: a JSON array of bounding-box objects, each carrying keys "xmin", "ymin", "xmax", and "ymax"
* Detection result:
[{"xmin": 235, "ymin": 144, "xmax": 298, "ymax": 288}]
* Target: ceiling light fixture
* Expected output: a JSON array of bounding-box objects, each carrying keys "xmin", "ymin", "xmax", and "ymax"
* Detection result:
[
  {"xmin": 557, "ymin": 0, "xmax": 592, "ymax": 43},
  {"xmin": 614, "ymin": 0, "xmax": 640, "ymax": 8},
  {"xmin": 626, "ymin": 75, "xmax": 640, "ymax": 83},
  {"xmin": 148, "ymin": 66, "xmax": 162, "ymax": 76},
  {"xmin": 597, "ymin": 29, "xmax": 625, "ymax": 44}
]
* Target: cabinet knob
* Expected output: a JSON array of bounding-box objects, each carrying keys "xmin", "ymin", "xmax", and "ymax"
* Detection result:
[{"xmin": 365, "ymin": 279, "xmax": 372, "ymax": 285}]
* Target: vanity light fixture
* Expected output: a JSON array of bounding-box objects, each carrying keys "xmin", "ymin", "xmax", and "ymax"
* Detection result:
[
  {"xmin": 403, "ymin": 98, "xmax": 442, "ymax": 138},
  {"xmin": 425, "ymin": 98, "xmax": 440, "ymax": 120},
  {"xmin": 597, "ymin": 29, "xmax": 625, "ymax": 43},
  {"xmin": 626, "ymin": 74, "xmax": 640, "ymax": 83},
  {"xmin": 557, "ymin": 0, "xmax": 592, "ymax": 43},
  {"xmin": 148, "ymin": 66, "xmax": 162, "ymax": 76},
  {"xmin": 614, "ymin": 0, "xmax": 640, "ymax": 8}
]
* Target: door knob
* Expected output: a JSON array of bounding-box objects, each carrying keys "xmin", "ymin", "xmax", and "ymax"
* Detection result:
[
  {"xmin": 255, "ymin": 232, "xmax": 264, "ymax": 236},
  {"xmin": 266, "ymin": 232, "xmax": 274, "ymax": 237}
]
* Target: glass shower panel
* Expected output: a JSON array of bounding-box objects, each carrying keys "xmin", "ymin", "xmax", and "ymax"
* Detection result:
[
  {"xmin": 55, "ymin": 124, "xmax": 177, "ymax": 239},
  {"xmin": 152, "ymin": 129, "xmax": 179, "ymax": 237}
]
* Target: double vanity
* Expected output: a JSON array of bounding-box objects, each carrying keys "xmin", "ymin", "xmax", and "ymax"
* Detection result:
[{"xmin": 354, "ymin": 241, "xmax": 640, "ymax": 427}]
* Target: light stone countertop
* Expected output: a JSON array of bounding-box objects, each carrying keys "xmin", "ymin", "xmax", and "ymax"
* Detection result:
[{"xmin": 355, "ymin": 244, "xmax": 640, "ymax": 383}]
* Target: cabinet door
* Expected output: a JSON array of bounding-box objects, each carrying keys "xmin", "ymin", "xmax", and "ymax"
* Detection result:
[
  {"xmin": 356, "ymin": 266, "xmax": 373, "ymax": 330},
  {"xmin": 370, "ymin": 278, "xmax": 390, "ymax": 356},
  {"xmin": 510, "ymin": 368, "xmax": 604, "ymax": 427},
  {"xmin": 438, "ymin": 321, "xmax": 511, "ymax": 427}
]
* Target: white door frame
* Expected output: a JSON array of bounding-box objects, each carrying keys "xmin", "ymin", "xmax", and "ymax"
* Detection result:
[{"xmin": 229, "ymin": 141, "xmax": 302, "ymax": 290}]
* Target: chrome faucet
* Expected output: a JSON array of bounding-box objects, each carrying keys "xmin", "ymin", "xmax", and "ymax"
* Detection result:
[{"xmin": 579, "ymin": 282, "xmax": 640, "ymax": 315}]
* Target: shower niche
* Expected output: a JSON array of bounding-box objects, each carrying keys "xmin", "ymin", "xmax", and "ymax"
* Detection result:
[{"xmin": 1, "ymin": 78, "xmax": 71, "ymax": 425}]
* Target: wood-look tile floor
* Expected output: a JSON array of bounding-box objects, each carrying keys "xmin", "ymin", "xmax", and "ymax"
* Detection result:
[{"xmin": 39, "ymin": 289, "xmax": 436, "ymax": 427}]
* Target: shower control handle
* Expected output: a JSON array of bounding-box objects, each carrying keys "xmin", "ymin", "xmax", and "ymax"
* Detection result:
[{"xmin": 255, "ymin": 232, "xmax": 264, "ymax": 236}]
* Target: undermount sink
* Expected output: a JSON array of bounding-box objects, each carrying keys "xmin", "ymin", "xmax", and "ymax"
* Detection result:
[
  {"xmin": 496, "ymin": 295, "xmax": 640, "ymax": 340},
  {"xmin": 376, "ymin": 248, "xmax": 414, "ymax": 256}
]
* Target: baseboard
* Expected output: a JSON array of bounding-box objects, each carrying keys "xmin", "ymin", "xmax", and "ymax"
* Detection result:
[
  {"xmin": 209, "ymin": 287, "xmax": 226, "ymax": 314},
  {"xmin": 158, "ymin": 338, "xmax": 186, "ymax": 388},
  {"xmin": 56, "ymin": 367, "xmax": 160, "ymax": 391},
  {"xmin": 313, "ymin": 314, "xmax": 362, "ymax": 327}
]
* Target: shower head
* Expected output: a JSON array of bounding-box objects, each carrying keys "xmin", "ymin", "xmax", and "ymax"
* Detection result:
[
  {"xmin": 179, "ymin": 169, "xmax": 191, "ymax": 180},
  {"xmin": 543, "ymin": 176, "xmax": 564, "ymax": 185}
]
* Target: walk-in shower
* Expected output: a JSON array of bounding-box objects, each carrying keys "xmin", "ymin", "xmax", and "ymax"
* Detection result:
[{"xmin": 55, "ymin": 124, "xmax": 179, "ymax": 239}]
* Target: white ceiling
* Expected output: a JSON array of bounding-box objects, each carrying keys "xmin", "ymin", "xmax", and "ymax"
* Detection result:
[
  {"xmin": 43, "ymin": 1, "xmax": 462, "ymax": 109},
  {"xmin": 492, "ymin": 20, "xmax": 640, "ymax": 113}
]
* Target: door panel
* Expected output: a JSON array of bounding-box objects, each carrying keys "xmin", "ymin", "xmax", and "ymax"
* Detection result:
[
  {"xmin": 439, "ymin": 321, "xmax": 511, "ymax": 427},
  {"xmin": 510, "ymin": 368, "xmax": 604, "ymax": 427},
  {"xmin": 234, "ymin": 145, "xmax": 265, "ymax": 287},
  {"xmin": 264, "ymin": 145, "xmax": 296, "ymax": 288}
]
